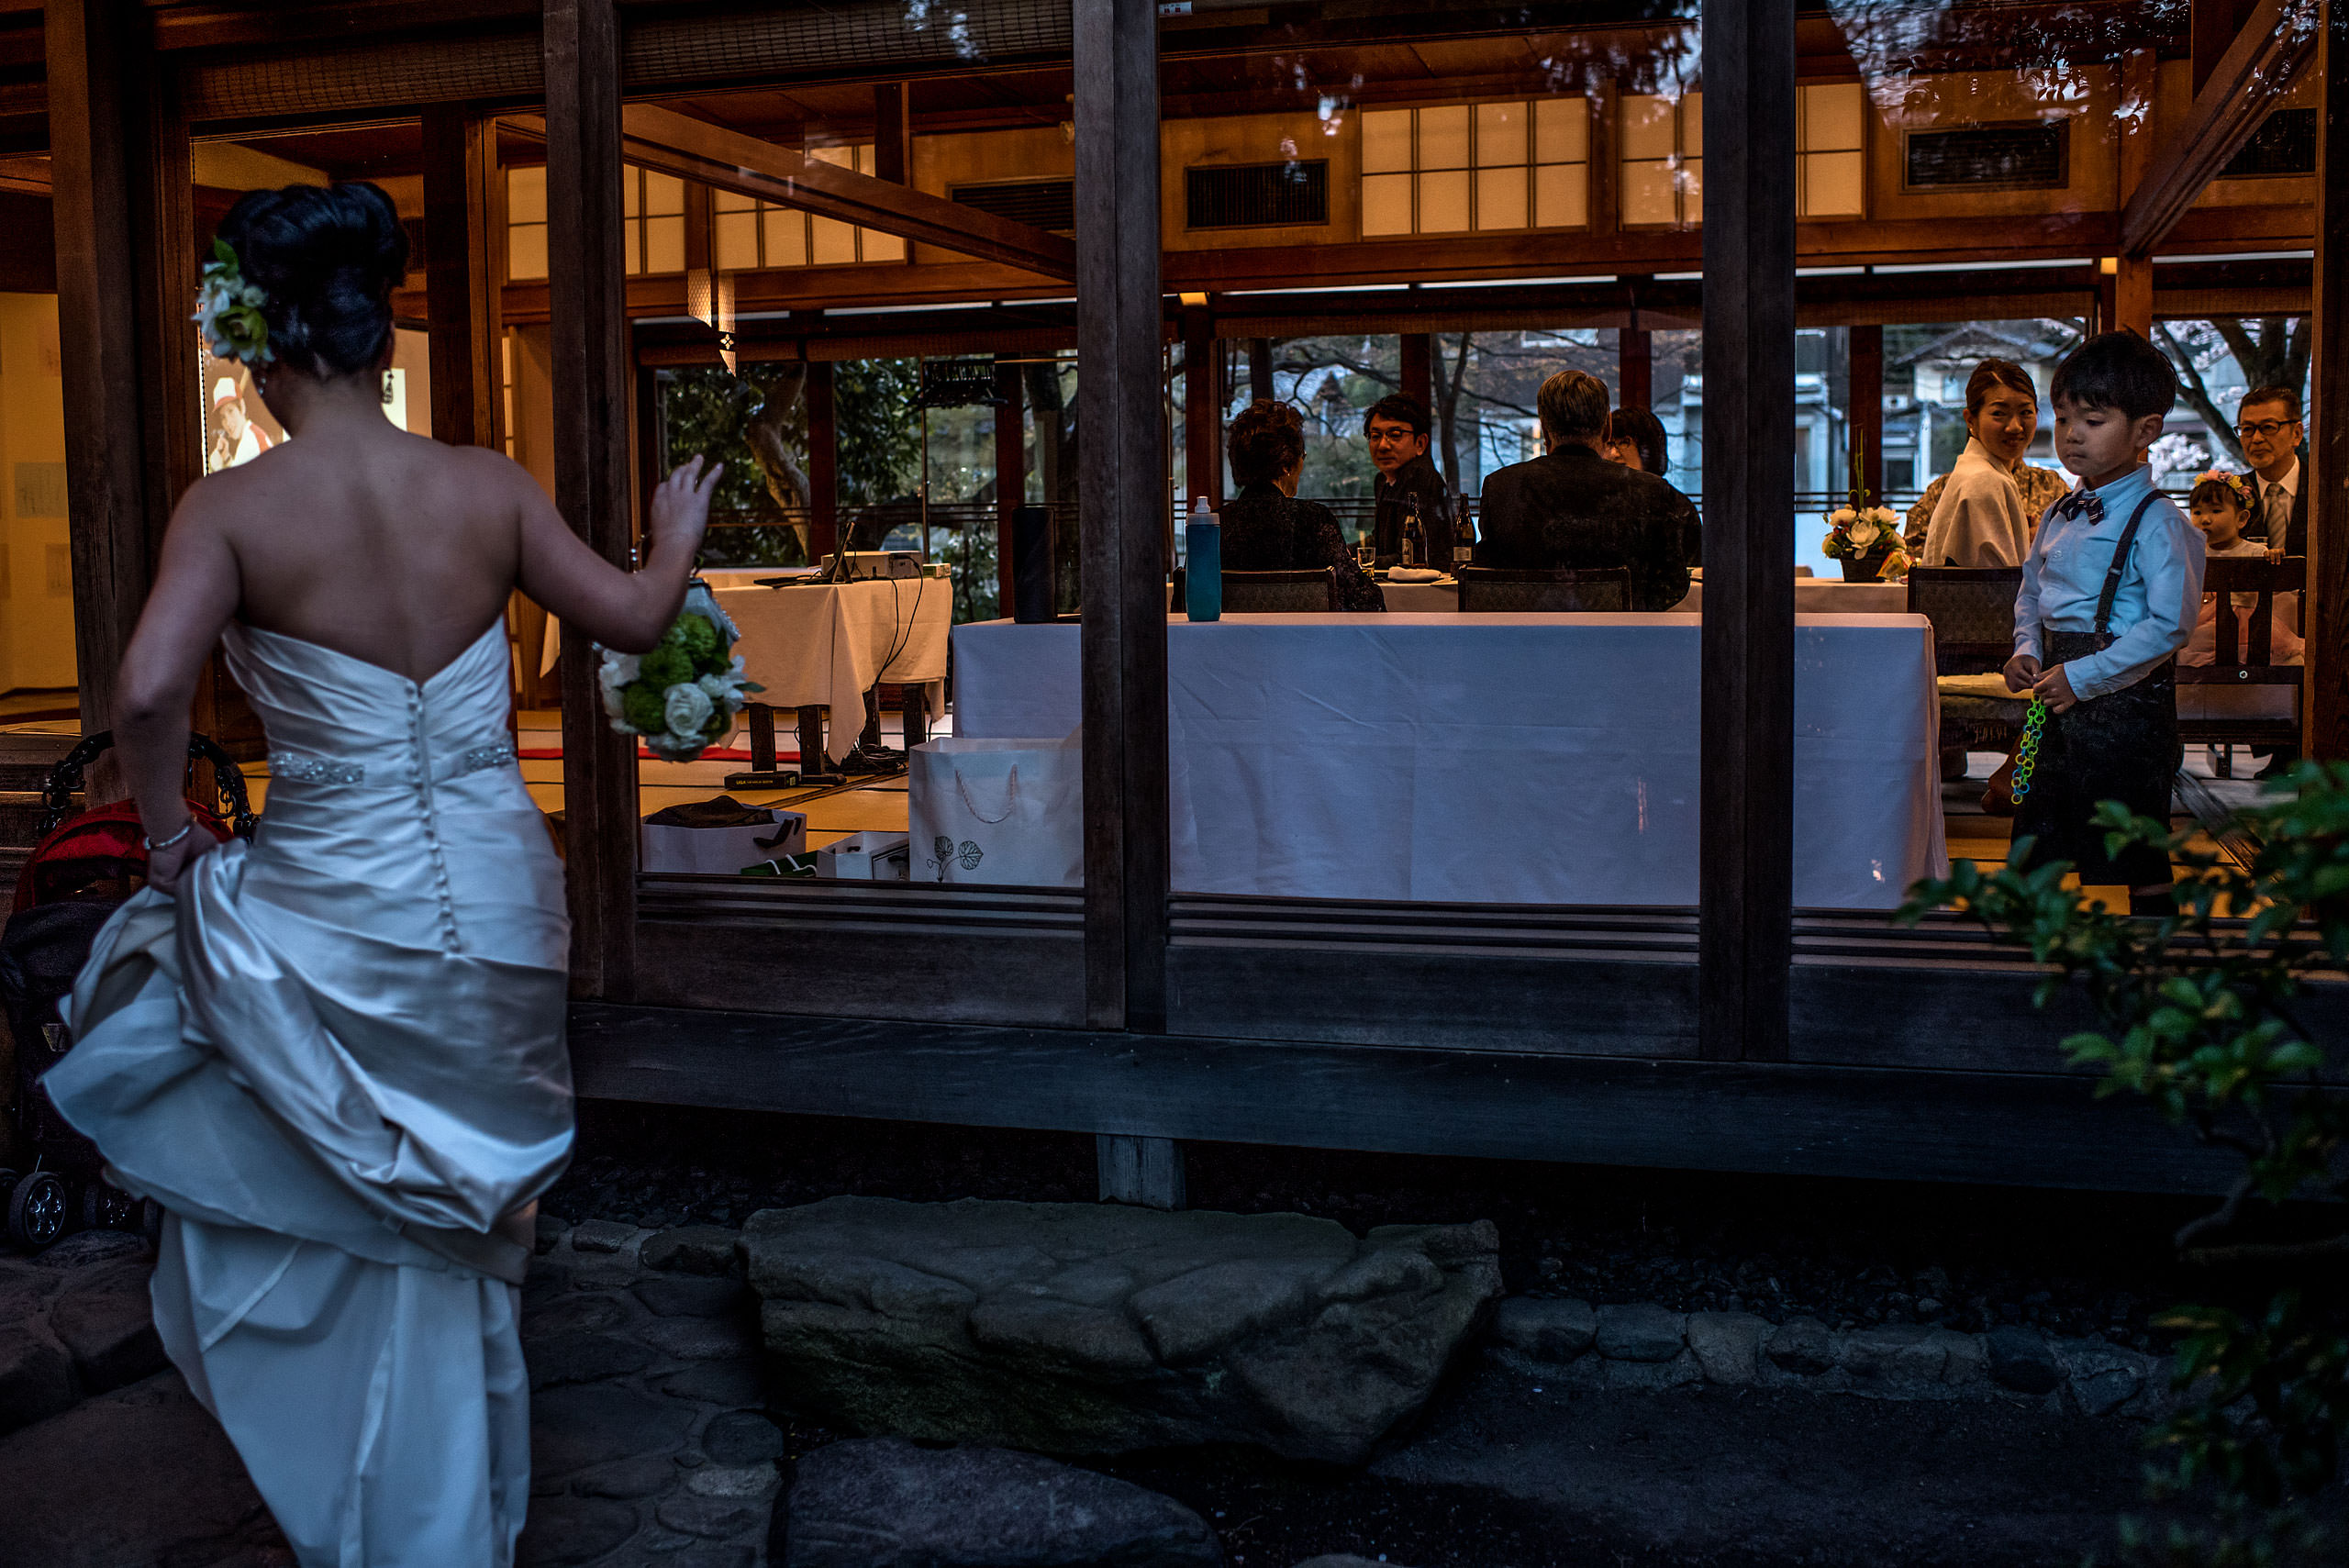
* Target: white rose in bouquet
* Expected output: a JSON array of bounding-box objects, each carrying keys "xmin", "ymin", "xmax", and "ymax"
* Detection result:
[
  {"xmin": 1845, "ymin": 517, "xmax": 1882, "ymax": 551},
  {"xmin": 596, "ymin": 650, "xmax": 640, "ymax": 723},
  {"xmin": 662, "ymin": 680, "xmax": 715, "ymax": 741},
  {"xmin": 1829, "ymin": 506, "xmax": 1857, "ymax": 527}
]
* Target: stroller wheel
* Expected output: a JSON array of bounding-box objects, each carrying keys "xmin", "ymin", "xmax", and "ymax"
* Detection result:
[
  {"xmin": 7, "ymin": 1170, "xmax": 67, "ymax": 1251},
  {"xmin": 81, "ymin": 1183, "xmax": 139, "ymax": 1233}
]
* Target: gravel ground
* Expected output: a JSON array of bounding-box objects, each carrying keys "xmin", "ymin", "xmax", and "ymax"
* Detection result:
[{"xmin": 545, "ymin": 1102, "xmax": 2227, "ymax": 1353}]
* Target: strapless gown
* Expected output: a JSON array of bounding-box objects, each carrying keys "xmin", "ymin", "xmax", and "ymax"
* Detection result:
[{"xmin": 44, "ymin": 619, "xmax": 572, "ymax": 1568}]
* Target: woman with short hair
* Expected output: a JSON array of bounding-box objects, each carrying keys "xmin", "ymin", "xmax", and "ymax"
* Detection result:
[
  {"xmin": 1218, "ymin": 399, "xmax": 1385, "ymax": 611},
  {"xmin": 1604, "ymin": 406, "xmax": 1699, "ymax": 567}
]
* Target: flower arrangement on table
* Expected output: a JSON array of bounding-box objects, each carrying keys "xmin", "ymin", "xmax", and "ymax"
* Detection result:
[
  {"xmin": 596, "ymin": 582, "xmax": 761, "ymax": 762},
  {"xmin": 1820, "ymin": 437, "xmax": 1911, "ymax": 581}
]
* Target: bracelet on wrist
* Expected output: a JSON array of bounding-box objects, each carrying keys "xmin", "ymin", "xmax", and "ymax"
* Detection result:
[{"xmin": 143, "ymin": 820, "xmax": 196, "ymax": 852}]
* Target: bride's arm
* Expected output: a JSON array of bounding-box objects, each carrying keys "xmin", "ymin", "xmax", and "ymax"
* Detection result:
[
  {"xmin": 513, "ymin": 455, "xmax": 721, "ymax": 653},
  {"xmin": 115, "ymin": 490, "xmax": 243, "ymax": 890}
]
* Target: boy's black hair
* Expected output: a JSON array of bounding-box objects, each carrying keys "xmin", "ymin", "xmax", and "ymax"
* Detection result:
[{"xmin": 2049, "ymin": 330, "xmax": 2177, "ymax": 422}]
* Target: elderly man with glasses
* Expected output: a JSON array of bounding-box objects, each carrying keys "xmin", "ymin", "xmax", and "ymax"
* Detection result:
[{"xmin": 2234, "ymin": 384, "xmax": 2307, "ymax": 558}]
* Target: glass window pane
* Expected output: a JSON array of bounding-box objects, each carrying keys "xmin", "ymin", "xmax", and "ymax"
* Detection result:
[
  {"xmin": 764, "ymin": 207, "xmax": 807, "ymax": 267},
  {"xmin": 1620, "ymin": 95, "xmax": 1676, "ymax": 161},
  {"xmin": 1532, "ymin": 161, "xmax": 1586, "ymax": 228},
  {"xmin": 1475, "ymin": 166, "xmax": 1527, "ymax": 229},
  {"xmin": 1682, "ymin": 93, "xmax": 1703, "ymax": 155},
  {"xmin": 643, "ymin": 214, "xmax": 685, "ymax": 273},
  {"xmin": 1361, "ymin": 171, "xmax": 1413, "ymax": 235},
  {"xmin": 712, "ymin": 188, "xmax": 753, "ymax": 214},
  {"xmin": 507, "ymin": 164, "xmax": 546, "ymax": 223},
  {"xmin": 810, "ymin": 214, "xmax": 858, "ymax": 264},
  {"xmin": 714, "ymin": 209, "xmax": 759, "ymax": 271},
  {"xmin": 1621, "ymin": 161, "xmax": 1675, "ymax": 225},
  {"xmin": 1475, "ymin": 102, "xmax": 1526, "ymax": 168},
  {"xmin": 1803, "ymin": 150, "xmax": 1865, "ymax": 217},
  {"xmin": 1361, "ymin": 108, "xmax": 1413, "ymax": 173},
  {"xmin": 623, "ymin": 221, "xmax": 642, "ymax": 275},
  {"xmin": 1533, "ymin": 98, "xmax": 1587, "ymax": 164},
  {"xmin": 1419, "ymin": 106, "xmax": 1470, "ymax": 170},
  {"xmin": 622, "ymin": 166, "xmax": 640, "ymax": 218},
  {"xmin": 811, "ymin": 145, "xmax": 854, "ymax": 169},
  {"xmin": 861, "ymin": 228, "xmax": 906, "ymax": 262},
  {"xmin": 507, "ymin": 222, "xmax": 547, "ymax": 281},
  {"xmin": 1802, "ymin": 82, "xmax": 1864, "ymax": 152},
  {"xmin": 855, "ymin": 144, "xmax": 875, "ymax": 175},
  {"xmin": 643, "ymin": 171, "xmax": 685, "ymax": 217},
  {"xmin": 1418, "ymin": 168, "xmax": 1469, "ymax": 231}
]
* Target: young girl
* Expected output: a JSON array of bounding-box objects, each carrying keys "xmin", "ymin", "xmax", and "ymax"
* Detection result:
[{"xmin": 2181, "ymin": 469, "xmax": 2301, "ymax": 717}]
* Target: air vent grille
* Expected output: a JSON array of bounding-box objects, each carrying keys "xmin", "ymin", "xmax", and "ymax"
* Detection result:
[
  {"xmin": 950, "ymin": 179, "xmax": 1075, "ymax": 234},
  {"xmin": 2223, "ymin": 108, "xmax": 2316, "ymax": 179},
  {"xmin": 1903, "ymin": 123, "xmax": 2067, "ymax": 190},
  {"xmin": 1185, "ymin": 161, "xmax": 1329, "ymax": 230}
]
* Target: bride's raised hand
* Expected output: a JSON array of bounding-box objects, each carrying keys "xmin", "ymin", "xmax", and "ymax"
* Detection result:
[
  {"xmin": 647, "ymin": 455, "xmax": 724, "ymax": 566},
  {"xmin": 143, "ymin": 819, "xmax": 220, "ymax": 897}
]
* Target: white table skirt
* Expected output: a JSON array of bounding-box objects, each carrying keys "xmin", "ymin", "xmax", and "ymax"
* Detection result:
[
  {"xmin": 950, "ymin": 612, "xmax": 1946, "ymax": 910},
  {"xmin": 1671, "ymin": 580, "xmax": 1909, "ymax": 615},
  {"xmin": 713, "ymin": 580, "xmax": 951, "ymax": 762}
]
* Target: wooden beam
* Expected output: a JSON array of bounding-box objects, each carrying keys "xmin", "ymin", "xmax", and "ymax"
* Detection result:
[
  {"xmin": 2121, "ymin": 0, "xmax": 2321, "ymax": 257},
  {"xmin": 544, "ymin": 0, "xmax": 638, "ymax": 1000},
  {"xmin": 1699, "ymin": 0, "xmax": 1798, "ymax": 1063},
  {"xmin": 50, "ymin": 0, "xmax": 154, "ymax": 741},
  {"xmin": 807, "ymin": 361, "xmax": 839, "ymax": 562},
  {"xmin": 2193, "ymin": 0, "xmax": 2263, "ymax": 95},
  {"xmin": 421, "ymin": 106, "xmax": 502, "ymax": 448},
  {"xmin": 1182, "ymin": 306, "xmax": 1219, "ymax": 509},
  {"xmin": 2310, "ymin": 0, "xmax": 2349, "ymax": 762},
  {"xmin": 1075, "ymin": 0, "xmax": 1169, "ymax": 1032},
  {"xmin": 1248, "ymin": 337, "xmax": 1273, "ymax": 402},
  {"xmin": 1397, "ymin": 332, "xmax": 1432, "ymax": 413},
  {"xmin": 874, "ymin": 81, "xmax": 910, "ymax": 186},
  {"xmin": 1850, "ymin": 324, "xmax": 1884, "ymax": 501},
  {"xmin": 510, "ymin": 104, "xmax": 1075, "ymax": 281}
]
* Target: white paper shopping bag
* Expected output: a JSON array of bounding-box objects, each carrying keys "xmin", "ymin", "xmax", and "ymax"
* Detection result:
[{"xmin": 907, "ymin": 731, "xmax": 1081, "ymax": 887}]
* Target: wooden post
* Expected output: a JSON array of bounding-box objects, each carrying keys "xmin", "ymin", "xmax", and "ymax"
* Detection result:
[
  {"xmin": 1620, "ymin": 318, "xmax": 1654, "ymax": 409},
  {"xmin": 996, "ymin": 358, "xmax": 1023, "ymax": 618},
  {"xmin": 1589, "ymin": 82, "xmax": 1620, "ymax": 239},
  {"xmin": 807, "ymin": 359, "xmax": 839, "ymax": 562},
  {"xmin": 2310, "ymin": 0, "xmax": 2349, "ymax": 760},
  {"xmin": 1097, "ymin": 1132, "xmax": 1186, "ymax": 1209},
  {"xmin": 1183, "ymin": 306, "xmax": 1219, "ymax": 508},
  {"xmin": 1247, "ymin": 338, "xmax": 1274, "ymax": 402},
  {"xmin": 1850, "ymin": 324, "xmax": 1885, "ymax": 500},
  {"xmin": 1074, "ymin": 0, "xmax": 1170, "ymax": 1034},
  {"xmin": 545, "ymin": 0, "xmax": 638, "ymax": 999},
  {"xmin": 421, "ymin": 106, "xmax": 503, "ymax": 449},
  {"xmin": 1398, "ymin": 332, "xmax": 1432, "ymax": 413},
  {"xmin": 1698, "ymin": 0, "xmax": 1798, "ymax": 1063},
  {"xmin": 50, "ymin": 0, "xmax": 153, "ymax": 739},
  {"xmin": 874, "ymin": 83, "xmax": 912, "ymax": 185}
]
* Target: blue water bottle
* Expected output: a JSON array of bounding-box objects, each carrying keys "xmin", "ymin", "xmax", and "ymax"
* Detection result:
[{"xmin": 1185, "ymin": 497, "xmax": 1221, "ymax": 622}]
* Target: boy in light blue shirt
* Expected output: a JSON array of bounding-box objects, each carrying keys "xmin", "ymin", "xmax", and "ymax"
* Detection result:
[{"xmin": 2004, "ymin": 332, "xmax": 2202, "ymax": 914}]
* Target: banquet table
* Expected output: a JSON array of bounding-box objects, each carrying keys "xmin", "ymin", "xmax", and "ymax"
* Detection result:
[
  {"xmin": 712, "ymin": 578, "xmax": 952, "ymax": 763},
  {"xmin": 951, "ymin": 612, "xmax": 1945, "ymax": 909},
  {"xmin": 1369, "ymin": 577, "xmax": 1908, "ymax": 615}
]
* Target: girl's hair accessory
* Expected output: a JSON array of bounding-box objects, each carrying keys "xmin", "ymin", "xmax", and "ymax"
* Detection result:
[
  {"xmin": 194, "ymin": 239, "xmax": 273, "ymax": 366},
  {"xmin": 2193, "ymin": 468, "xmax": 2254, "ymax": 505}
]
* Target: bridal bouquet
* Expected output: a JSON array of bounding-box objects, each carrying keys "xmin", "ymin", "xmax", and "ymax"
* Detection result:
[{"xmin": 597, "ymin": 582, "xmax": 760, "ymax": 762}]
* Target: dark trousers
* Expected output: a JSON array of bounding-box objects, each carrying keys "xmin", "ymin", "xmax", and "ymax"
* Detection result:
[{"xmin": 2012, "ymin": 630, "xmax": 2178, "ymax": 889}]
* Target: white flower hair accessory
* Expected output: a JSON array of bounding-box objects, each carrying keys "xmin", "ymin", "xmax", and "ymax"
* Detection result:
[{"xmin": 194, "ymin": 239, "xmax": 273, "ymax": 365}]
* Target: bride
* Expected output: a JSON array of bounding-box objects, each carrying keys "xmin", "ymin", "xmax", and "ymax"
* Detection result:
[{"xmin": 43, "ymin": 183, "xmax": 718, "ymax": 1565}]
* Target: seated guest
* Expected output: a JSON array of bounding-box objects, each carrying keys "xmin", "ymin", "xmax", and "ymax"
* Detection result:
[
  {"xmin": 2234, "ymin": 384, "xmax": 2307, "ymax": 557},
  {"xmin": 1219, "ymin": 399, "xmax": 1384, "ymax": 612},
  {"xmin": 1475, "ymin": 370, "xmax": 1696, "ymax": 611},
  {"xmin": 1919, "ymin": 359, "xmax": 2058, "ymax": 567},
  {"xmin": 2183, "ymin": 469, "xmax": 2300, "ymax": 667},
  {"xmin": 1902, "ymin": 362, "xmax": 2069, "ymax": 554},
  {"xmin": 1365, "ymin": 394, "xmax": 1453, "ymax": 568},
  {"xmin": 1604, "ymin": 405, "xmax": 1699, "ymax": 567}
]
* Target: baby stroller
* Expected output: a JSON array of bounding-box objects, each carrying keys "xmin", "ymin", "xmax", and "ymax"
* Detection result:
[{"xmin": 0, "ymin": 731, "xmax": 255, "ymax": 1251}]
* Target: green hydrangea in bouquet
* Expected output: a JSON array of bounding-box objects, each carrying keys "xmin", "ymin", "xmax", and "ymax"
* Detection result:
[{"xmin": 596, "ymin": 581, "xmax": 760, "ymax": 762}]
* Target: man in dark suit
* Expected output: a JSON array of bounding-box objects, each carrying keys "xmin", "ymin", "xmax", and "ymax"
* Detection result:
[
  {"xmin": 2235, "ymin": 384, "xmax": 2307, "ymax": 558},
  {"xmin": 1474, "ymin": 370, "xmax": 1698, "ymax": 610},
  {"xmin": 1366, "ymin": 395, "xmax": 1453, "ymax": 568}
]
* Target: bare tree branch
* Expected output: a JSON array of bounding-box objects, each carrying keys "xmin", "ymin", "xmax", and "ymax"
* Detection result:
[{"xmin": 2160, "ymin": 322, "xmax": 2246, "ymax": 467}]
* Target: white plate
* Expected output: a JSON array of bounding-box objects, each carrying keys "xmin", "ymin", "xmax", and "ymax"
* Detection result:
[{"xmin": 1385, "ymin": 568, "xmax": 1446, "ymax": 584}]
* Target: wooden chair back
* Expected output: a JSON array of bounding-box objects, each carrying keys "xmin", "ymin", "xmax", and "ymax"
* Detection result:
[
  {"xmin": 2177, "ymin": 556, "xmax": 2304, "ymax": 685},
  {"xmin": 1220, "ymin": 568, "xmax": 1340, "ymax": 613},
  {"xmin": 1455, "ymin": 566, "xmax": 1631, "ymax": 613},
  {"xmin": 1906, "ymin": 566, "xmax": 2022, "ymax": 673}
]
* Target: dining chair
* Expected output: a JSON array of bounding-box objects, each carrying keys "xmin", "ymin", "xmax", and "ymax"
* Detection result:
[
  {"xmin": 1454, "ymin": 566, "xmax": 1630, "ymax": 612},
  {"xmin": 2177, "ymin": 555, "xmax": 2305, "ymax": 777},
  {"xmin": 1220, "ymin": 568, "xmax": 1341, "ymax": 613}
]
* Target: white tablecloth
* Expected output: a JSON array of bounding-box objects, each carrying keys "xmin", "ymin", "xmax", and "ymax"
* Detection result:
[
  {"xmin": 1672, "ymin": 580, "xmax": 1909, "ymax": 614},
  {"xmin": 950, "ymin": 612, "xmax": 1946, "ymax": 910},
  {"xmin": 716, "ymin": 579, "xmax": 952, "ymax": 762}
]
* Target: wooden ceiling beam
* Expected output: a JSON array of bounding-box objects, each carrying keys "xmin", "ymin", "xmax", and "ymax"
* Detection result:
[
  {"xmin": 2121, "ymin": 0, "xmax": 2320, "ymax": 257},
  {"xmin": 506, "ymin": 102, "xmax": 1075, "ymax": 281}
]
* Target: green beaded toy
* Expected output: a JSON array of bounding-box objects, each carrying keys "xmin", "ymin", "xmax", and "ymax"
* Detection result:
[{"xmin": 2010, "ymin": 698, "xmax": 2048, "ymax": 806}]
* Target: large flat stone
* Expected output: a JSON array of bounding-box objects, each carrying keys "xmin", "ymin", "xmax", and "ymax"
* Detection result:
[
  {"xmin": 785, "ymin": 1438, "xmax": 1221, "ymax": 1568},
  {"xmin": 0, "ymin": 1319, "xmax": 76, "ymax": 1437},
  {"xmin": 48, "ymin": 1257, "xmax": 165, "ymax": 1393},
  {"xmin": 744, "ymin": 1197, "xmax": 1499, "ymax": 1464},
  {"xmin": 532, "ymin": 1380, "xmax": 697, "ymax": 1480}
]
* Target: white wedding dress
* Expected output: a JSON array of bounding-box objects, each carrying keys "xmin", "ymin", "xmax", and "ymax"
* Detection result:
[{"xmin": 45, "ymin": 618, "xmax": 572, "ymax": 1568}]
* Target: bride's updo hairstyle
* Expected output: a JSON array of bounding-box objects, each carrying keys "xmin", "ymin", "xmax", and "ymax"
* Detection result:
[{"xmin": 214, "ymin": 182, "xmax": 409, "ymax": 379}]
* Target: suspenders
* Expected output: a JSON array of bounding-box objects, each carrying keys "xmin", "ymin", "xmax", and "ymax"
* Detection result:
[{"xmin": 2089, "ymin": 492, "xmax": 2162, "ymax": 649}]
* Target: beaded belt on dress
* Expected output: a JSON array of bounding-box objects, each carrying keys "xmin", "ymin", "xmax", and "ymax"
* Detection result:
[{"xmin": 270, "ymin": 740, "xmax": 518, "ymax": 786}]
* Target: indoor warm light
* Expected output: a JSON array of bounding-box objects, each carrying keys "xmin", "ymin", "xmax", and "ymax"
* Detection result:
[
  {"xmin": 2098, "ymin": 255, "xmax": 2120, "ymax": 274},
  {"xmin": 1178, "ymin": 292, "xmax": 1208, "ymax": 306}
]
